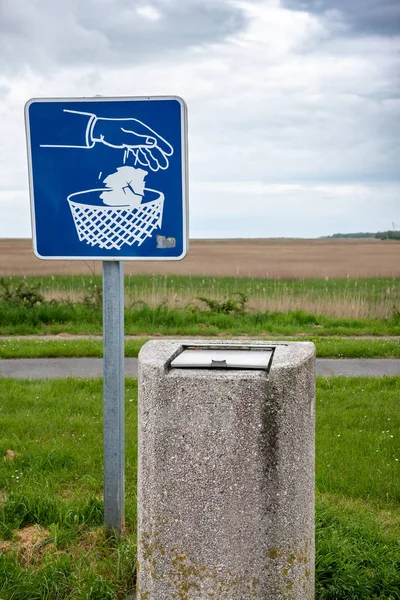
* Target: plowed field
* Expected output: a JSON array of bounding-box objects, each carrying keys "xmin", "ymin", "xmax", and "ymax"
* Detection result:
[{"xmin": 0, "ymin": 238, "xmax": 398, "ymax": 278}]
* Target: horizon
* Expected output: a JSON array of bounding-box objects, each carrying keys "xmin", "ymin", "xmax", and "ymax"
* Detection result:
[{"xmin": 1, "ymin": 231, "xmax": 398, "ymax": 241}]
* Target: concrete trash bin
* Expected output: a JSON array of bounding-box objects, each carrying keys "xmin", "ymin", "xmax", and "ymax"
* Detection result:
[{"xmin": 137, "ymin": 340, "xmax": 315, "ymax": 600}]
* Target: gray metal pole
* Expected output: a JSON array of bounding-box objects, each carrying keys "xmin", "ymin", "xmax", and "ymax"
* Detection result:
[{"xmin": 102, "ymin": 260, "xmax": 125, "ymax": 534}]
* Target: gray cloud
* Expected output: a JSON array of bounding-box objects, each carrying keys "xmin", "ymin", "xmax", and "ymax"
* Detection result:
[
  {"xmin": 281, "ymin": 0, "xmax": 400, "ymax": 36},
  {"xmin": 0, "ymin": 0, "xmax": 245, "ymax": 74},
  {"xmin": 0, "ymin": 0, "xmax": 399, "ymax": 238}
]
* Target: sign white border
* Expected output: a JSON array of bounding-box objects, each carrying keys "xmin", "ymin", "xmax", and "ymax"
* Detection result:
[{"xmin": 25, "ymin": 95, "xmax": 189, "ymax": 261}]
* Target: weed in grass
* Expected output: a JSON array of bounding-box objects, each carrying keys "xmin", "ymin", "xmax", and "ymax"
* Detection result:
[
  {"xmin": 196, "ymin": 291, "xmax": 248, "ymax": 315},
  {"xmin": 0, "ymin": 278, "xmax": 44, "ymax": 308},
  {"xmin": 82, "ymin": 283, "xmax": 103, "ymax": 311}
]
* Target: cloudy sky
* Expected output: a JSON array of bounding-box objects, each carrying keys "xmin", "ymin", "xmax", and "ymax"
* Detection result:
[{"xmin": 0, "ymin": 0, "xmax": 399, "ymax": 238}]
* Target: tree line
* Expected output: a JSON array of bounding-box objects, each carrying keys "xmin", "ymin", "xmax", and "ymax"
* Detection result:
[{"xmin": 324, "ymin": 231, "xmax": 400, "ymax": 240}]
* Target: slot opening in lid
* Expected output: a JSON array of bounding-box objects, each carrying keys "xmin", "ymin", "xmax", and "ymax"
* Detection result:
[{"xmin": 170, "ymin": 343, "xmax": 275, "ymax": 372}]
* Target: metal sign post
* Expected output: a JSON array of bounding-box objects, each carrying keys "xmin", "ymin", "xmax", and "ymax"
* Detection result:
[
  {"xmin": 103, "ymin": 261, "xmax": 125, "ymax": 533},
  {"xmin": 25, "ymin": 95, "xmax": 188, "ymax": 536}
]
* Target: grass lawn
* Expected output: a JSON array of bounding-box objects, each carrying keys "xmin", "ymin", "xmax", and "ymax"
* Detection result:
[
  {"xmin": 0, "ymin": 302, "xmax": 399, "ymax": 337},
  {"xmin": 0, "ymin": 303, "xmax": 399, "ymax": 337},
  {"xmin": 0, "ymin": 336, "xmax": 400, "ymax": 359},
  {"xmin": 0, "ymin": 376, "xmax": 399, "ymax": 599}
]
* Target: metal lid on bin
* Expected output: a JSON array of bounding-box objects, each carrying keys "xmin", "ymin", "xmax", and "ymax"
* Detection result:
[{"xmin": 170, "ymin": 344, "xmax": 274, "ymax": 371}]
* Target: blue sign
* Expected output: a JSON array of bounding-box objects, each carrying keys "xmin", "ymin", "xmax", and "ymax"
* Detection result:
[{"xmin": 25, "ymin": 96, "xmax": 188, "ymax": 260}]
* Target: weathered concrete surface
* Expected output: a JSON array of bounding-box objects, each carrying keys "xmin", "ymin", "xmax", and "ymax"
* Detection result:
[
  {"xmin": 137, "ymin": 340, "xmax": 315, "ymax": 600},
  {"xmin": 0, "ymin": 357, "xmax": 399, "ymax": 379}
]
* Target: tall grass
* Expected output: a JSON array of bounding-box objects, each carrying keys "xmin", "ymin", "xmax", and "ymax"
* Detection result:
[
  {"xmin": 5, "ymin": 275, "xmax": 399, "ymax": 319},
  {"xmin": 0, "ymin": 297, "xmax": 398, "ymax": 336},
  {"xmin": 124, "ymin": 275, "xmax": 399, "ymax": 319}
]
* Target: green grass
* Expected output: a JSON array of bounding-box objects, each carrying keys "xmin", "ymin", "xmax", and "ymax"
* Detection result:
[
  {"xmin": 0, "ymin": 376, "xmax": 399, "ymax": 598},
  {"xmin": 316, "ymin": 377, "xmax": 399, "ymax": 503},
  {"xmin": 0, "ymin": 378, "xmax": 138, "ymax": 599},
  {"xmin": 315, "ymin": 493, "xmax": 400, "ymax": 599},
  {"xmin": 312, "ymin": 337, "xmax": 400, "ymax": 358},
  {"xmin": 315, "ymin": 377, "xmax": 400, "ymax": 598},
  {"xmin": 0, "ymin": 336, "xmax": 399, "ymax": 359},
  {"xmin": 0, "ymin": 302, "xmax": 399, "ymax": 336},
  {"xmin": 0, "ymin": 338, "xmax": 147, "ymax": 359}
]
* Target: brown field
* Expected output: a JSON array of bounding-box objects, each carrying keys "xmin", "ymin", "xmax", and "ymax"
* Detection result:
[{"xmin": 0, "ymin": 237, "xmax": 399, "ymax": 279}]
